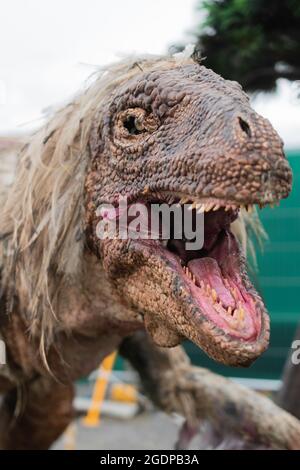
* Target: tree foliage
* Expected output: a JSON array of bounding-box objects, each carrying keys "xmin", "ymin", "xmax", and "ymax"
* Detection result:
[{"xmin": 193, "ymin": 0, "xmax": 300, "ymax": 91}]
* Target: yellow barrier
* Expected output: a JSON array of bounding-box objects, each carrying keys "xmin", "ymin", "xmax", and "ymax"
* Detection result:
[
  {"xmin": 110, "ymin": 383, "xmax": 137, "ymax": 403},
  {"xmin": 82, "ymin": 351, "xmax": 117, "ymax": 427}
]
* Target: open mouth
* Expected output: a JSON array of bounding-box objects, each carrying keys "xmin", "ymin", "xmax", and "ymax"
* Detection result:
[
  {"xmin": 125, "ymin": 194, "xmax": 263, "ymax": 343},
  {"xmin": 165, "ymin": 204, "xmax": 260, "ymax": 341},
  {"xmin": 100, "ymin": 191, "xmax": 269, "ymax": 364}
]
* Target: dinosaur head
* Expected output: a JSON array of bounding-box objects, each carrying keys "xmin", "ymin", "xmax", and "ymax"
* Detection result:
[{"xmin": 85, "ymin": 58, "xmax": 292, "ymax": 367}]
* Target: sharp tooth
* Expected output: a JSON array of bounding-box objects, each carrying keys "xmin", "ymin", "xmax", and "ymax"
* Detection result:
[
  {"xmin": 247, "ymin": 205, "xmax": 254, "ymax": 213},
  {"xmin": 200, "ymin": 280, "xmax": 205, "ymax": 289},
  {"xmin": 206, "ymin": 284, "xmax": 211, "ymax": 294},
  {"xmin": 180, "ymin": 197, "xmax": 189, "ymax": 205},
  {"xmin": 213, "ymin": 204, "xmax": 220, "ymax": 211},
  {"xmin": 238, "ymin": 302, "xmax": 245, "ymax": 321},
  {"xmin": 205, "ymin": 203, "xmax": 214, "ymax": 212},
  {"xmin": 227, "ymin": 306, "xmax": 232, "ymax": 315},
  {"xmin": 185, "ymin": 266, "xmax": 191, "ymax": 278},
  {"xmin": 231, "ymin": 287, "xmax": 239, "ymax": 301},
  {"xmin": 192, "ymin": 274, "xmax": 196, "ymax": 284},
  {"xmin": 225, "ymin": 205, "xmax": 231, "ymax": 211},
  {"xmin": 211, "ymin": 288, "xmax": 217, "ymax": 302},
  {"xmin": 192, "ymin": 201, "xmax": 197, "ymax": 209}
]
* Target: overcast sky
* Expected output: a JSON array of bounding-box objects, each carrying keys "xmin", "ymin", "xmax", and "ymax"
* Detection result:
[{"xmin": 0, "ymin": 0, "xmax": 299, "ymax": 149}]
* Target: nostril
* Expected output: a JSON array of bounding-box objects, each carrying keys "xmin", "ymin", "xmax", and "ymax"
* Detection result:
[{"xmin": 238, "ymin": 117, "xmax": 252, "ymax": 138}]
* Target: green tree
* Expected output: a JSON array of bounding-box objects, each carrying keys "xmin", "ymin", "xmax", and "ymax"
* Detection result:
[{"xmin": 192, "ymin": 0, "xmax": 300, "ymax": 91}]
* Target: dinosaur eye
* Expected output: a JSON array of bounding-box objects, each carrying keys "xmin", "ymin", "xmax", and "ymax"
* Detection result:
[
  {"xmin": 123, "ymin": 115, "xmax": 144, "ymax": 135},
  {"xmin": 114, "ymin": 108, "xmax": 159, "ymax": 146}
]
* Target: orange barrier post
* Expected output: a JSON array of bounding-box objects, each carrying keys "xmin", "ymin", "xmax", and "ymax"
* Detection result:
[
  {"xmin": 111, "ymin": 383, "xmax": 138, "ymax": 403},
  {"xmin": 82, "ymin": 351, "xmax": 117, "ymax": 427}
]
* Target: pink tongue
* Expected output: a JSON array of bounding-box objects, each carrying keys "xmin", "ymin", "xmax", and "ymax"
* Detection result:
[{"xmin": 188, "ymin": 257, "xmax": 236, "ymax": 309}]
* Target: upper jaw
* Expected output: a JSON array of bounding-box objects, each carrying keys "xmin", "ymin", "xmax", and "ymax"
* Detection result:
[
  {"xmin": 113, "ymin": 187, "xmax": 284, "ymax": 213},
  {"xmin": 142, "ymin": 191, "xmax": 263, "ymax": 211}
]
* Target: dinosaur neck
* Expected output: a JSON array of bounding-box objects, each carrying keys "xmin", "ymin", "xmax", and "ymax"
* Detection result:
[{"xmin": 58, "ymin": 251, "xmax": 144, "ymax": 334}]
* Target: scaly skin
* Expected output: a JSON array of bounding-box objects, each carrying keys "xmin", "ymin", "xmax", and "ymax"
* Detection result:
[
  {"xmin": 85, "ymin": 61, "xmax": 291, "ymax": 366},
  {"xmin": 0, "ymin": 56, "xmax": 294, "ymax": 449}
]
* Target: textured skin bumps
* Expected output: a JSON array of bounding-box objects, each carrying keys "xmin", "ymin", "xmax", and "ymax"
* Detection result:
[{"xmin": 87, "ymin": 64, "xmax": 291, "ymax": 207}]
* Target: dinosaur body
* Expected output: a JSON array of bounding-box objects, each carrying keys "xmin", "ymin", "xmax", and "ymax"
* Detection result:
[{"xmin": 0, "ymin": 53, "xmax": 298, "ymax": 449}]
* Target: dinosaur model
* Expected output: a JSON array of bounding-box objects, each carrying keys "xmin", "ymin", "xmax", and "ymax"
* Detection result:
[{"xmin": 0, "ymin": 52, "xmax": 298, "ymax": 449}]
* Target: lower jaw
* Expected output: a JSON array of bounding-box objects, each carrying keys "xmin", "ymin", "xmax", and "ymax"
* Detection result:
[
  {"xmin": 183, "ymin": 317, "xmax": 269, "ymax": 367},
  {"xmin": 188, "ymin": 281, "xmax": 260, "ymax": 342},
  {"xmin": 142, "ymin": 287, "xmax": 269, "ymax": 367},
  {"xmin": 103, "ymin": 237, "xmax": 269, "ymax": 366},
  {"xmin": 156, "ymin": 235, "xmax": 262, "ymax": 343},
  {"xmin": 133, "ymin": 239, "xmax": 269, "ymax": 365}
]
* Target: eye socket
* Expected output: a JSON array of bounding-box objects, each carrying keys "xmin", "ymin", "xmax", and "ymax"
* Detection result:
[
  {"xmin": 114, "ymin": 108, "xmax": 159, "ymax": 145},
  {"xmin": 123, "ymin": 115, "xmax": 143, "ymax": 135}
]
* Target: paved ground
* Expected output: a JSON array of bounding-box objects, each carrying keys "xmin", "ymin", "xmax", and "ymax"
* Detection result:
[{"xmin": 53, "ymin": 411, "xmax": 181, "ymax": 450}]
